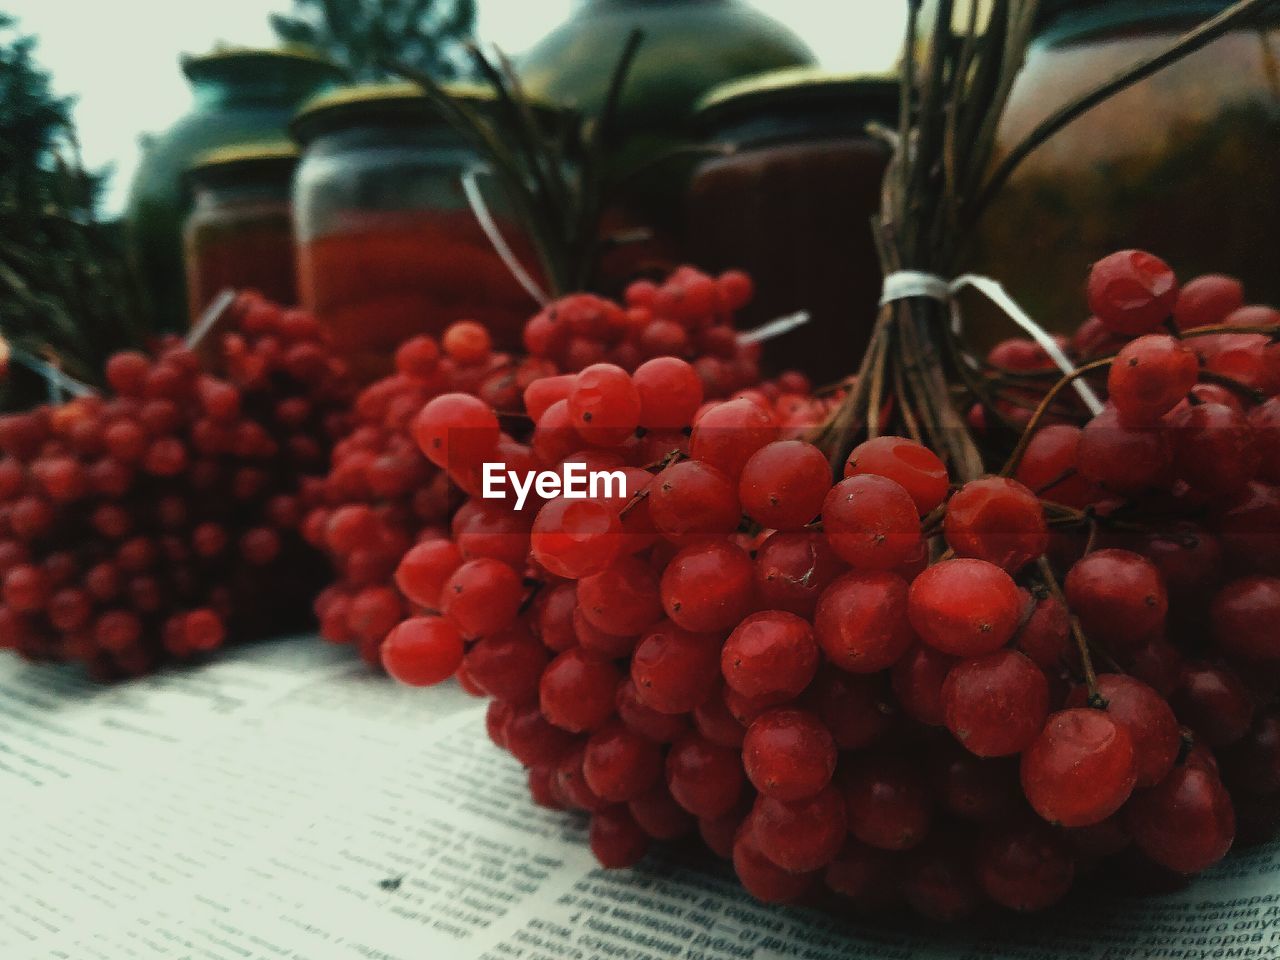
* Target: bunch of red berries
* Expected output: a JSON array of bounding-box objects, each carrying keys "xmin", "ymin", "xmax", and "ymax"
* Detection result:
[
  {"xmin": 372, "ymin": 250, "xmax": 1278, "ymax": 920},
  {"xmin": 304, "ymin": 267, "xmax": 815, "ymax": 667},
  {"xmin": 0, "ymin": 292, "xmax": 354, "ymax": 678}
]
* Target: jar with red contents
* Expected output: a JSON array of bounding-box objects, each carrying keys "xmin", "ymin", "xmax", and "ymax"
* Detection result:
[
  {"xmin": 290, "ymin": 83, "xmax": 547, "ymax": 381},
  {"xmin": 183, "ymin": 144, "xmax": 299, "ymax": 325},
  {"xmin": 968, "ymin": 0, "xmax": 1280, "ymax": 344},
  {"xmin": 685, "ymin": 70, "xmax": 898, "ymax": 383}
]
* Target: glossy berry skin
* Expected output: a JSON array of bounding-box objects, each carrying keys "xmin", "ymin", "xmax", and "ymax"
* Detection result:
[
  {"xmin": 1087, "ymin": 249, "xmax": 1179, "ymax": 336},
  {"xmin": 721, "ymin": 610, "xmax": 818, "ymax": 701},
  {"xmin": 648, "ymin": 460, "xmax": 741, "ymax": 545},
  {"xmin": 576, "ymin": 556, "xmax": 663, "ymax": 639},
  {"xmin": 891, "ymin": 644, "xmax": 953, "ymax": 727},
  {"xmin": 1172, "ymin": 402, "xmax": 1260, "ymax": 498},
  {"xmin": 738, "ymin": 440, "xmax": 831, "ymax": 530},
  {"xmin": 908, "ymin": 559, "xmax": 1022, "ymax": 657},
  {"xmin": 1171, "ymin": 662, "xmax": 1255, "ymax": 747},
  {"xmin": 1174, "ymin": 273, "xmax": 1244, "ymax": 330},
  {"xmin": 659, "ymin": 540, "xmax": 754, "ymax": 633},
  {"xmin": 583, "ymin": 724, "xmax": 664, "ymax": 802},
  {"xmin": 632, "ymin": 357, "xmax": 702, "ymax": 430},
  {"xmin": 1065, "ymin": 675, "xmax": 1180, "ymax": 788},
  {"xmin": 977, "ymin": 819, "xmax": 1076, "ymax": 912},
  {"xmin": 394, "ymin": 539, "xmax": 462, "ymax": 609},
  {"xmin": 943, "ymin": 477, "xmax": 1048, "ymax": 573},
  {"xmin": 590, "ymin": 807, "xmax": 649, "ymax": 868},
  {"xmin": 411, "ymin": 392, "xmax": 499, "ymax": 469},
  {"xmin": 813, "ymin": 571, "xmax": 913, "ymax": 674},
  {"xmin": 822, "ymin": 474, "xmax": 923, "ymax": 570},
  {"xmin": 1014, "ymin": 425, "xmax": 1103, "ymax": 510},
  {"xmin": 742, "ymin": 708, "xmax": 837, "ymax": 801},
  {"xmin": 753, "ymin": 531, "xmax": 845, "ymax": 618},
  {"xmin": 1211, "ymin": 577, "xmax": 1280, "ymax": 661},
  {"xmin": 380, "ymin": 617, "xmax": 464, "ymax": 686},
  {"xmin": 1064, "ymin": 549, "xmax": 1167, "ymax": 655},
  {"xmin": 539, "ymin": 649, "xmax": 621, "ymax": 733},
  {"xmin": 464, "ymin": 628, "xmax": 548, "ymax": 704},
  {"xmin": 630, "ymin": 619, "xmax": 722, "ymax": 714},
  {"xmin": 844, "ymin": 435, "xmax": 949, "ymax": 515},
  {"xmin": 689, "ymin": 398, "xmax": 777, "ymax": 479},
  {"xmin": 530, "ymin": 496, "xmax": 623, "ymax": 580},
  {"xmin": 1107, "ymin": 334, "xmax": 1200, "ymax": 426},
  {"xmin": 569, "ymin": 363, "xmax": 641, "ymax": 445},
  {"xmin": 1125, "ymin": 765, "xmax": 1236, "ymax": 874},
  {"xmin": 439, "ymin": 558, "xmax": 523, "ymax": 638},
  {"xmin": 665, "ymin": 733, "xmax": 745, "ymax": 818},
  {"xmin": 1014, "ymin": 594, "xmax": 1071, "ymax": 671},
  {"xmin": 751, "ymin": 786, "xmax": 846, "ymax": 873},
  {"xmin": 628, "ymin": 783, "xmax": 696, "ymax": 840},
  {"xmin": 1021, "ymin": 708, "xmax": 1137, "ymax": 827},
  {"xmin": 841, "ymin": 754, "xmax": 932, "ymax": 851},
  {"xmin": 942, "ymin": 650, "xmax": 1049, "ymax": 757}
]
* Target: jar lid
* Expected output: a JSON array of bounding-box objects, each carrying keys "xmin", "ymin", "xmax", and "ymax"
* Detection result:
[
  {"xmin": 182, "ymin": 44, "xmax": 347, "ymax": 83},
  {"xmin": 694, "ymin": 68, "xmax": 899, "ymax": 132},
  {"xmin": 187, "ymin": 142, "xmax": 299, "ymax": 188},
  {"xmin": 290, "ymin": 80, "xmax": 565, "ymax": 144},
  {"xmin": 695, "ymin": 68, "xmax": 898, "ymax": 124}
]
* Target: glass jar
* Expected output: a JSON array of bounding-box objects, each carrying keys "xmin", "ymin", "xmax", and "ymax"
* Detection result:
[
  {"xmin": 518, "ymin": 0, "xmax": 816, "ymax": 283},
  {"xmin": 125, "ymin": 47, "xmax": 346, "ymax": 333},
  {"xmin": 183, "ymin": 144, "xmax": 298, "ymax": 324},
  {"xmin": 969, "ymin": 0, "xmax": 1280, "ymax": 344},
  {"xmin": 686, "ymin": 70, "xmax": 898, "ymax": 383},
  {"xmin": 291, "ymin": 83, "xmax": 546, "ymax": 382}
]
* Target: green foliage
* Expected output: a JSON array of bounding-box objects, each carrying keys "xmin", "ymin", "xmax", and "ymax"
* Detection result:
[
  {"xmin": 0, "ymin": 12, "xmax": 144, "ymax": 409},
  {"xmin": 270, "ymin": 0, "xmax": 477, "ymax": 80}
]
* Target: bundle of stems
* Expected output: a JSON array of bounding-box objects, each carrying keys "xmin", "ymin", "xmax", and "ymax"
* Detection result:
[
  {"xmin": 390, "ymin": 32, "xmax": 646, "ymax": 297},
  {"xmin": 814, "ymin": 0, "xmax": 1280, "ymax": 481}
]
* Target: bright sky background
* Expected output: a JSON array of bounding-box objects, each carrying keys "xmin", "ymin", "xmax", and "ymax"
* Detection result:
[{"xmin": 4, "ymin": 0, "xmax": 906, "ymax": 215}]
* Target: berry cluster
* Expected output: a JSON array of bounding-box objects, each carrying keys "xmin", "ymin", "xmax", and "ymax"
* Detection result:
[
  {"xmin": 0, "ymin": 292, "xmax": 353, "ymax": 678},
  {"xmin": 304, "ymin": 267, "xmax": 811, "ymax": 667},
  {"xmin": 373, "ymin": 250, "xmax": 1278, "ymax": 920}
]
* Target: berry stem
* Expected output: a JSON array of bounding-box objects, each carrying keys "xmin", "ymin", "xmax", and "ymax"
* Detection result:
[
  {"xmin": 1036, "ymin": 556, "xmax": 1103, "ymax": 700},
  {"xmin": 1000, "ymin": 357, "xmax": 1113, "ymax": 477}
]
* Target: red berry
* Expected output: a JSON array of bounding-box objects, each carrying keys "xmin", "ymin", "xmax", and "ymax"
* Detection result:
[
  {"xmin": 1064, "ymin": 549, "xmax": 1167, "ymax": 655},
  {"xmin": 1065, "ymin": 675, "xmax": 1179, "ymax": 788},
  {"xmin": 589, "ymin": 807, "xmax": 648, "ymax": 868},
  {"xmin": 665, "ymin": 733, "xmax": 745, "ymax": 818},
  {"xmin": 977, "ymin": 819, "xmax": 1075, "ymax": 911},
  {"xmin": 751, "ymin": 786, "xmax": 846, "ymax": 872},
  {"xmin": 1212, "ymin": 576, "xmax": 1280, "ymax": 661},
  {"xmin": 583, "ymin": 724, "xmax": 664, "ymax": 802},
  {"xmin": 439, "ymin": 558, "xmax": 523, "ymax": 638},
  {"xmin": 742, "ymin": 708, "xmax": 836, "ymax": 801},
  {"xmin": 411, "ymin": 393, "xmax": 499, "ymax": 470},
  {"xmin": 568, "ymin": 363, "xmax": 641, "ymax": 445},
  {"xmin": 841, "ymin": 754, "xmax": 932, "ymax": 851},
  {"xmin": 659, "ymin": 540, "xmax": 754, "ymax": 633},
  {"xmin": 1087, "ymin": 249, "xmax": 1179, "ymax": 336},
  {"xmin": 721, "ymin": 610, "xmax": 818, "ymax": 701},
  {"xmin": 942, "ymin": 650, "xmax": 1049, "ymax": 757},
  {"xmin": 539, "ymin": 648, "xmax": 620, "ymax": 733},
  {"xmin": 630, "ymin": 619, "xmax": 722, "ymax": 714},
  {"xmin": 943, "ymin": 477, "xmax": 1048, "ymax": 573},
  {"xmin": 1108, "ymin": 334, "xmax": 1199, "ymax": 426},
  {"xmin": 632, "ymin": 357, "xmax": 703, "ymax": 429},
  {"xmin": 908, "ymin": 558, "xmax": 1022, "ymax": 657},
  {"xmin": 813, "ymin": 571, "xmax": 913, "ymax": 673},
  {"xmin": 1021, "ymin": 708, "xmax": 1137, "ymax": 827},
  {"xmin": 822, "ymin": 474, "xmax": 923, "ymax": 570},
  {"xmin": 738, "ymin": 440, "xmax": 831, "ymax": 530},
  {"xmin": 1125, "ymin": 765, "xmax": 1235, "ymax": 874},
  {"xmin": 381, "ymin": 617, "xmax": 463, "ymax": 686}
]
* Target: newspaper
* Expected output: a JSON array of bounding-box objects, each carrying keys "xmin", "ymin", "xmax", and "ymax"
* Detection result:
[{"xmin": 1, "ymin": 639, "xmax": 1277, "ymax": 960}]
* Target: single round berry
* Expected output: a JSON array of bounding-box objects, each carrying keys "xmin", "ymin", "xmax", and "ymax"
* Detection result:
[
  {"xmin": 1064, "ymin": 549, "xmax": 1167, "ymax": 655},
  {"xmin": 1211, "ymin": 576, "xmax": 1280, "ymax": 661},
  {"xmin": 630, "ymin": 619, "xmax": 722, "ymax": 714},
  {"xmin": 942, "ymin": 650, "xmax": 1049, "ymax": 757},
  {"xmin": 738, "ymin": 440, "xmax": 831, "ymax": 530},
  {"xmin": 411, "ymin": 392, "xmax": 499, "ymax": 469},
  {"xmin": 590, "ymin": 807, "xmax": 649, "ymax": 868},
  {"xmin": 742, "ymin": 708, "xmax": 836, "ymax": 801},
  {"xmin": 1087, "ymin": 249, "xmax": 1179, "ymax": 336},
  {"xmin": 721, "ymin": 610, "xmax": 818, "ymax": 701},
  {"xmin": 841, "ymin": 754, "xmax": 932, "ymax": 851},
  {"xmin": 665, "ymin": 733, "xmax": 745, "ymax": 818},
  {"xmin": 1108, "ymin": 334, "xmax": 1200, "ymax": 426},
  {"xmin": 632, "ymin": 357, "xmax": 702, "ymax": 429},
  {"xmin": 1064, "ymin": 675, "xmax": 1180, "ymax": 788},
  {"xmin": 977, "ymin": 819, "xmax": 1076, "ymax": 912},
  {"xmin": 751, "ymin": 786, "xmax": 846, "ymax": 873},
  {"xmin": 380, "ymin": 617, "xmax": 464, "ymax": 686},
  {"xmin": 943, "ymin": 477, "xmax": 1048, "ymax": 573},
  {"xmin": 539, "ymin": 649, "xmax": 621, "ymax": 733},
  {"xmin": 1021, "ymin": 708, "xmax": 1137, "ymax": 827},
  {"xmin": 583, "ymin": 724, "xmax": 664, "ymax": 803},
  {"xmin": 569, "ymin": 363, "xmax": 641, "ymax": 445},
  {"xmin": 822, "ymin": 474, "xmax": 923, "ymax": 570},
  {"xmin": 1125, "ymin": 765, "xmax": 1235, "ymax": 874},
  {"xmin": 844, "ymin": 435, "xmax": 950, "ymax": 515},
  {"xmin": 813, "ymin": 571, "xmax": 913, "ymax": 673},
  {"xmin": 659, "ymin": 540, "xmax": 754, "ymax": 633},
  {"xmin": 908, "ymin": 559, "xmax": 1022, "ymax": 657}
]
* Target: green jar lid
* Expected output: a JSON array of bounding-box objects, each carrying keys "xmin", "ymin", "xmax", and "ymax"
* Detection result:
[
  {"xmin": 182, "ymin": 44, "xmax": 347, "ymax": 83},
  {"xmin": 187, "ymin": 142, "xmax": 299, "ymax": 188},
  {"xmin": 290, "ymin": 80, "xmax": 566, "ymax": 145},
  {"xmin": 695, "ymin": 68, "xmax": 899, "ymax": 132}
]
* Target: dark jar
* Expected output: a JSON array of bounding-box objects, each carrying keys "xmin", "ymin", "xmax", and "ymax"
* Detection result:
[
  {"xmin": 125, "ymin": 47, "xmax": 346, "ymax": 332},
  {"xmin": 291, "ymin": 83, "xmax": 548, "ymax": 382},
  {"xmin": 183, "ymin": 144, "xmax": 299, "ymax": 325},
  {"xmin": 685, "ymin": 70, "xmax": 899, "ymax": 382},
  {"xmin": 969, "ymin": 0, "xmax": 1280, "ymax": 342}
]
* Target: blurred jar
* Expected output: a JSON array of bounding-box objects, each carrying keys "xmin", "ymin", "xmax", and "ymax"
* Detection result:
[
  {"xmin": 686, "ymin": 70, "xmax": 899, "ymax": 382},
  {"xmin": 125, "ymin": 47, "xmax": 345, "ymax": 333},
  {"xmin": 183, "ymin": 144, "xmax": 298, "ymax": 326},
  {"xmin": 969, "ymin": 0, "xmax": 1280, "ymax": 343},
  {"xmin": 291, "ymin": 83, "xmax": 547, "ymax": 382},
  {"xmin": 518, "ymin": 0, "xmax": 816, "ymax": 284}
]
